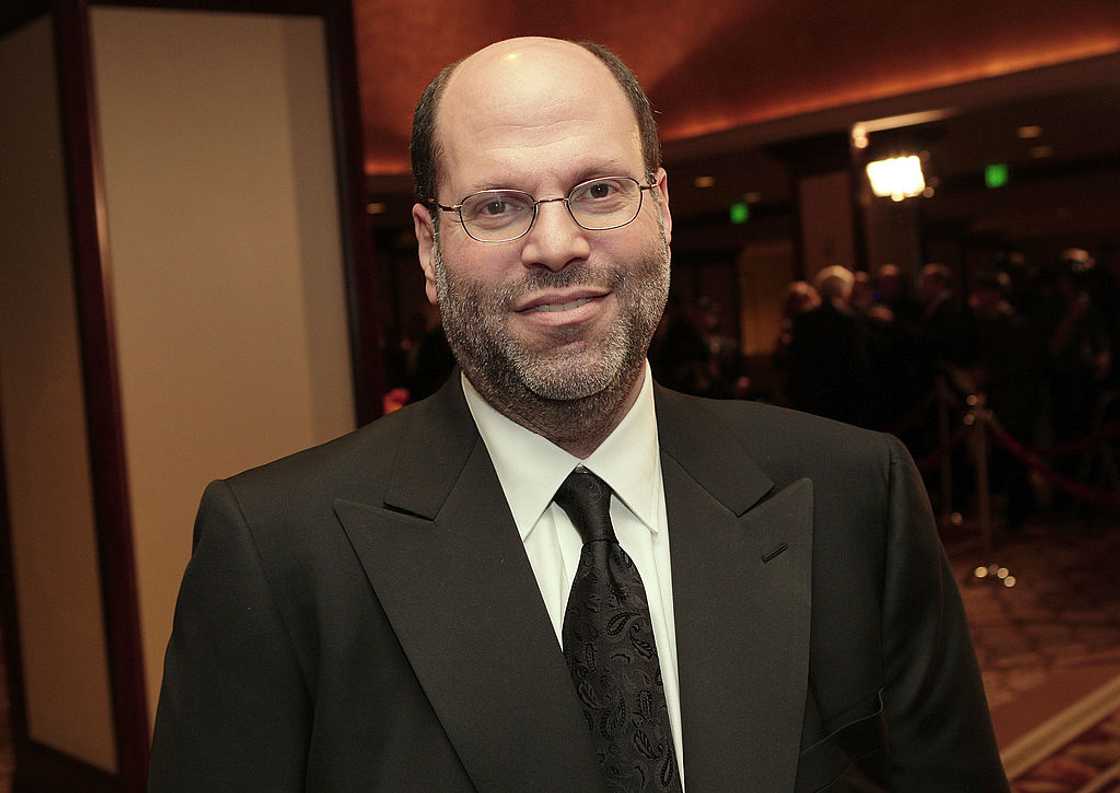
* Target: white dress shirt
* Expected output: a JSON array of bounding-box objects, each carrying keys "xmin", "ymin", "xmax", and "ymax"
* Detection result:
[{"xmin": 462, "ymin": 364, "xmax": 685, "ymax": 784}]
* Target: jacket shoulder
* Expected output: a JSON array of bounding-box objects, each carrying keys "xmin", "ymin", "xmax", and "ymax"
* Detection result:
[
  {"xmin": 660, "ymin": 390, "xmax": 895, "ymax": 482},
  {"xmin": 217, "ymin": 397, "xmax": 428, "ymax": 527}
]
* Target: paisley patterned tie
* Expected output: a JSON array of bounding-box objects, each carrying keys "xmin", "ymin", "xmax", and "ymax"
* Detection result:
[{"xmin": 554, "ymin": 469, "xmax": 683, "ymax": 793}]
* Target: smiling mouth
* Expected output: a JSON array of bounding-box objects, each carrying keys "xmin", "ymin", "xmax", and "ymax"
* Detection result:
[{"xmin": 522, "ymin": 297, "xmax": 597, "ymax": 314}]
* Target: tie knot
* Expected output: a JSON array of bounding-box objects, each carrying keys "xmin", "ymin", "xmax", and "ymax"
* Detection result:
[{"xmin": 553, "ymin": 469, "xmax": 616, "ymax": 544}]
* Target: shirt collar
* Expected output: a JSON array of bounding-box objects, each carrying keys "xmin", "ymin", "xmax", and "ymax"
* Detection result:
[{"xmin": 461, "ymin": 363, "xmax": 661, "ymax": 542}]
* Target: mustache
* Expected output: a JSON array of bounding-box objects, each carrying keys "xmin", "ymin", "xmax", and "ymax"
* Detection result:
[{"xmin": 495, "ymin": 263, "xmax": 625, "ymax": 306}]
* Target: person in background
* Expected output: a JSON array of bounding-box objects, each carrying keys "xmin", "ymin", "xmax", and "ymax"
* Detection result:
[
  {"xmin": 874, "ymin": 263, "xmax": 921, "ymax": 325},
  {"xmin": 968, "ymin": 269, "xmax": 1040, "ymax": 529},
  {"xmin": 786, "ymin": 265, "xmax": 872, "ymax": 426},
  {"xmin": 850, "ymin": 270, "xmax": 875, "ymax": 314},
  {"xmin": 1045, "ymin": 250, "xmax": 1112, "ymax": 458}
]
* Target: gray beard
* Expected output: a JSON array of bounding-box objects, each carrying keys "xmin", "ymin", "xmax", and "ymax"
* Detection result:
[{"xmin": 433, "ymin": 229, "xmax": 670, "ymax": 449}]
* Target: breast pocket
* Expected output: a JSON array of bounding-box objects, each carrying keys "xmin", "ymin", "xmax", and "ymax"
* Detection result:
[{"xmin": 795, "ymin": 690, "xmax": 887, "ymax": 793}]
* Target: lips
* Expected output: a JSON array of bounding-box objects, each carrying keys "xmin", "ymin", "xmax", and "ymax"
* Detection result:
[
  {"xmin": 514, "ymin": 289, "xmax": 609, "ymax": 314},
  {"xmin": 523, "ymin": 297, "xmax": 595, "ymax": 313}
]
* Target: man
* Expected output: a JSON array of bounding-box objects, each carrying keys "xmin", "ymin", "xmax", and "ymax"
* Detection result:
[
  {"xmin": 149, "ymin": 38, "xmax": 1009, "ymax": 792},
  {"xmin": 787, "ymin": 265, "xmax": 872, "ymax": 427}
]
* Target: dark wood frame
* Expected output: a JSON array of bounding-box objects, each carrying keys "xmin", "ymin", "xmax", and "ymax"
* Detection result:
[{"xmin": 0, "ymin": 1, "xmax": 380, "ymax": 791}]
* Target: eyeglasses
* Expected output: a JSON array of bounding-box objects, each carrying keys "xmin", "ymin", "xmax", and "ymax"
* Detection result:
[{"xmin": 428, "ymin": 175, "xmax": 655, "ymax": 243}]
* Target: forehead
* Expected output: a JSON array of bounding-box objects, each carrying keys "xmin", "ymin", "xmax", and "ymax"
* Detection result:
[{"xmin": 436, "ymin": 40, "xmax": 643, "ymax": 192}]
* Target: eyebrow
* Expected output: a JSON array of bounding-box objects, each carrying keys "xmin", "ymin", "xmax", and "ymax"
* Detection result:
[{"xmin": 460, "ymin": 161, "xmax": 640, "ymax": 197}]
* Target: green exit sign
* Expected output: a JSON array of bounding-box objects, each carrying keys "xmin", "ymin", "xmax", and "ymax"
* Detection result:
[
  {"xmin": 729, "ymin": 202, "xmax": 750, "ymax": 224},
  {"xmin": 985, "ymin": 163, "xmax": 1009, "ymax": 189}
]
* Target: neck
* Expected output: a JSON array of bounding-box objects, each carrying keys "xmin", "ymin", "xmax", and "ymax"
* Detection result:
[{"xmin": 466, "ymin": 362, "xmax": 645, "ymax": 459}]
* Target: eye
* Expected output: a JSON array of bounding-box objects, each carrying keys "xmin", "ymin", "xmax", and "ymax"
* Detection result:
[
  {"xmin": 481, "ymin": 199, "xmax": 511, "ymax": 216},
  {"xmin": 584, "ymin": 180, "xmax": 619, "ymax": 200},
  {"xmin": 462, "ymin": 191, "xmax": 532, "ymax": 225}
]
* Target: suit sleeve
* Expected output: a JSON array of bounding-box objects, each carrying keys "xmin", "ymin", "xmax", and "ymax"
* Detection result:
[
  {"xmin": 879, "ymin": 435, "xmax": 1010, "ymax": 792},
  {"xmin": 148, "ymin": 480, "xmax": 310, "ymax": 792}
]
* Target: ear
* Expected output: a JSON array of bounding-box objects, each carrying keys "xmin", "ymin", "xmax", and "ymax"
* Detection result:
[
  {"xmin": 412, "ymin": 202, "xmax": 439, "ymax": 305},
  {"xmin": 653, "ymin": 167, "xmax": 672, "ymax": 246}
]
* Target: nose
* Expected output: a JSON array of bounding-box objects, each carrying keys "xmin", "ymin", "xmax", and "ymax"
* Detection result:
[{"xmin": 520, "ymin": 199, "xmax": 590, "ymax": 272}]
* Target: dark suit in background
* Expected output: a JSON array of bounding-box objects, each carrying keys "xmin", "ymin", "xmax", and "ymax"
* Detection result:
[{"xmin": 787, "ymin": 301, "xmax": 873, "ymax": 427}]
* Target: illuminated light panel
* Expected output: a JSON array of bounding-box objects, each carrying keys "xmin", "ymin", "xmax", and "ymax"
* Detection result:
[
  {"xmin": 694, "ymin": 175, "xmax": 715, "ymax": 188},
  {"xmin": 1030, "ymin": 144, "xmax": 1054, "ymax": 158},
  {"xmin": 985, "ymin": 163, "xmax": 1010, "ymax": 188},
  {"xmin": 366, "ymin": 202, "xmax": 386, "ymax": 215},
  {"xmin": 866, "ymin": 155, "xmax": 926, "ymax": 201},
  {"xmin": 729, "ymin": 202, "xmax": 750, "ymax": 224},
  {"xmin": 1017, "ymin": 125, "xmax": 1043, "ymax": 139}
]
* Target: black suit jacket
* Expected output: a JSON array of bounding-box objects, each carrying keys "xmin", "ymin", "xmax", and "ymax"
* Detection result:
[{"xmin": 149, "ymin": 377, "xmax": 1009, "ymax": 792}]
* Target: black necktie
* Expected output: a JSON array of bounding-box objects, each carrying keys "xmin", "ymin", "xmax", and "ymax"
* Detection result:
[{"xmin": 555, "ymin": 469, "xmax": 683, "ymax": 793}]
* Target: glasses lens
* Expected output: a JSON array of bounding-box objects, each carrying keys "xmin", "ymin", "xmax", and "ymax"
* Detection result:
[
  {"xmin": 460, "ymin": 190, "xmax": 535, "ymax": 241},
  {"xmin": 568, "ymin": 177, "xmax": 642, "ymax": 230}
]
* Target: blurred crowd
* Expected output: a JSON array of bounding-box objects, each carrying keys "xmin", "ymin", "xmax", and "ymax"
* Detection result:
[
  {"xmin": 650, "ymin": 248, "xmax": 1120, "ymax": 525},
  {"xmin": 771, "ymin": 251, "xmax": 1117, "ymax": 436}
]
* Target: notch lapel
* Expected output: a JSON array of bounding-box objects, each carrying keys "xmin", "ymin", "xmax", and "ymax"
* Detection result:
[
  {"xmin": 656, "ymin": 388, "xmax": 813, "ymax": 792},
  {"xmin": 334, "ymin": 378, "xmax": 606, "ymax": 793}
]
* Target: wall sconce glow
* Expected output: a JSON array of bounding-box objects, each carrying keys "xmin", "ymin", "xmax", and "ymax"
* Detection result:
[
  {"xmin": 366, "ymin": 201, "xmax": 386, "ymax": 215},
  {"xmin": 866, "ymin": 155, "xmax": 926, "ymax": 201},
  {"xmin": 985, "ymin": 163, "xmax": 1009, "ymax": 189},
  {"xmin": 1017, "ymin": 125, "xmax": 1042, "ymax": 139},
  {"xmin": 729, "ymin": 202, "xmax": 750, "ymax": 224},
  {"xmin": 851, "ymin": 123, "xmax": 869, "ymax": 149},
  {"xmin": 694, "ymin": 175, "xmax": 715, "ymax": 188}
]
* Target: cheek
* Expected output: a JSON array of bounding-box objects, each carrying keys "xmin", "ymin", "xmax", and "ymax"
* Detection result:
[{"xmin": 442, "ymin": 242, "xmax": 521, "ymax": 296}]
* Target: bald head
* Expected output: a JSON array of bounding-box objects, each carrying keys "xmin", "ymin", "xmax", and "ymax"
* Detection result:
[{"xmin": 410, "ymin": 38, "xmax": 660, "ymax": 202}]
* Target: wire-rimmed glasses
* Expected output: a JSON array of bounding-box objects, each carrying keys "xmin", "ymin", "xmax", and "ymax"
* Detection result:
[{"xmin": 428, "ymin": 175, "xmax": 655, "ymax": 243}]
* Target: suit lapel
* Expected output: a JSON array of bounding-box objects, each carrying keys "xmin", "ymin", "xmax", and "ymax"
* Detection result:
[
  {"xmin": 334, "ymin": 377, "xmax": 606, "ymax": 793},
  {"xmin": 656, "ymin": 387, "xmax": 814, "ymax": 792}
]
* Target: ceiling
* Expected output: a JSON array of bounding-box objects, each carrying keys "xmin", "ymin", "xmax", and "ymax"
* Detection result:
[{"xmin": 352, "ymin": 0, "xmax": 1120, "ymax": 178}]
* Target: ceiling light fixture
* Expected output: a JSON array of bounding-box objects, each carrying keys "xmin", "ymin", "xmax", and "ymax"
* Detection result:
[{"xmin": 866, "ymin": 155, "xmax": 926, "ymax": 202}]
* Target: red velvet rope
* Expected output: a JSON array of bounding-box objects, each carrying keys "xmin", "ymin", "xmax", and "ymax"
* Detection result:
[{"xmin": 986, "ymin": 419, "xmax": 1120, "ymax": 508}]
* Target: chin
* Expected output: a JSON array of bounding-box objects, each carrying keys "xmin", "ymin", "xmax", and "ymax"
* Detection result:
[{"xmin": 518, "ymin": 351, "xmax": 634, "ymax": 402}]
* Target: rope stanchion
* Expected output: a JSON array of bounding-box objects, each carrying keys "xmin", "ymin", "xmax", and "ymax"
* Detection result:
[
  {"xmin": 937, "ymin": 375, "xmax": 954, "ymax": 530},
  {"xmin": 956, "ymin": 393, "xmax": 1019, "ymax": 589},
  {"xmin": 906, "ymin": 384, "xmax": 1119, "ymax": 589}
]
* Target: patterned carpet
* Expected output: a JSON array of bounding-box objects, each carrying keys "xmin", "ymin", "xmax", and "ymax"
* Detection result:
[
  {"xmin": 951, "ymin": 516, "xmax": 1120, "ymax": 792},
  {"xmin": 954, "ymin": 523, "xmax": 1120, "ymax": 713},
  {"xmin": 1010, "ymin": 703, "xmax": 1120, "ymax": 792}
]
